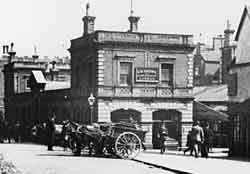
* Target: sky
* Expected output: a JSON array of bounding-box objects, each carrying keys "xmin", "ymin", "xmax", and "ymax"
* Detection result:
[{"xmin": 0, "ymin": 0, "xmax": 250, "ymax": 58}]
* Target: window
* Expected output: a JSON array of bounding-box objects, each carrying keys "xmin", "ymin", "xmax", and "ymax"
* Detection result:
[
  {"xmin": 25, "ymin": 78, "xmax": 30, "ymax": 89},
  {"xmin": 228, "ymin": 73, "xmax": 237, "ymax": 96},
  {"xmin": 161, "ymin": 63, "xmax": 173, "ymax": 86},
  {"xmin": 119, "ymin": 62, "xmax": 132, "ymax": 85}
]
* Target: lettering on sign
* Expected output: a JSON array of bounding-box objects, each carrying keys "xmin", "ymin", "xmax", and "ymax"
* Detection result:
[{"xmin": 135, "ymin": 67, "xmax": 159, "ymax": 83}]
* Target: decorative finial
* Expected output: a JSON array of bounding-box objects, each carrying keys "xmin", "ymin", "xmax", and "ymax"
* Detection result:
[
  {"xmin": 86, "ymin": 2, "xmax": 90, "ymax": 16},
  {"xmin": 10, "ymin": 42, "xmax": 14, "ymax": 52},
  {"xmin": 227, "ymin": 20, "xmax": 231, "ymax": 30},
  {"xmin": 130, "ymin": 0, "xmax": 134, "ymax": 16},
  {"xmin": 34, "ymin": 45, "xmax": 37, "ymax": 55}
]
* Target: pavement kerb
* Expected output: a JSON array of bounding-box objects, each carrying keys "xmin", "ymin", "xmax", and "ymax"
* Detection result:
[{"xmin": 132, "ymin": 158, "xmax": 192, "ymax": 174}]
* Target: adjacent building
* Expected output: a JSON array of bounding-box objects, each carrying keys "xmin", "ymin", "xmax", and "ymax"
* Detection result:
[
  {"xmin": 193, "ymin": 37, "xmax": 223, "ymax": 86},
  {"xmin": 68, "ymin": 9, "xmax": 195, "ymax": 148},
  {"xmin": 3, "ymin": 44, "xmax": 71, "ymax": 126},
  {"xmin": 0, "ymin": 54, "xmax": 8, "ymax": 119},
  {"xmin": 193, "ymin": 21, "xmax": 235, "ymax": 86},
  {"xmin": 228, "ymin": 6, "xmax": 250, "ymax": 157}
]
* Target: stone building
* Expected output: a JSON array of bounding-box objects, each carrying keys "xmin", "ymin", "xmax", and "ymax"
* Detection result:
[
  {"xmin": 193, "ymin": 21, "xmax": 235, "ymax": 86},
  {"xmin": 228, "ymin": 6, "xmax": 250, "ymax": 157},
  {"xmin": 193, "ymin": 38, "xmax": 223, "ymax": 86},
  {"xmin": 68, "ymin": 9, "xmax": 195, "ymax": 148},
  {"xmin": 3, "ymin": 43, "xmax": 71, "ymax": 125},
  {"xmin": 0, "ymin": 54, "xmax": 8, "ymax": 119}
]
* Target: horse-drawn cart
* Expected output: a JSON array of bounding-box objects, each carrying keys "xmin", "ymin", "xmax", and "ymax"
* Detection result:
[
  {"xmin": 102, "ymin": 122, "xmax": 146, "ymax": 159},
  {"xmin": 67, "ymin": 122, "xmax": 147, "ymax": 159}
]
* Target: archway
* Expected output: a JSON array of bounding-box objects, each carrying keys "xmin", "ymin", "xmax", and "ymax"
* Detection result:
[
  {"xmin": 111, "ymin": 109, "xmax": 141, "ymax": 123},
  {"xmin": 152, "ymin": 109, "xmax": 181, "ymax": 149}
]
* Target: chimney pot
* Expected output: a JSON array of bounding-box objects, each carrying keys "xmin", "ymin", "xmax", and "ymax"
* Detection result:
[
  {"xmin": 128, "ymin": 16, "xmax": 140, "ymax": 32},
  {"xmin": 83, "ymin": 16, "xmax": 96, "ymax": 35}
]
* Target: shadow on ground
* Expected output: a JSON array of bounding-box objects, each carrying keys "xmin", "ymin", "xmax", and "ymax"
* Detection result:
[{"xmin": 36, "ymin": 151, "xmax": 118, "ymax": 159}]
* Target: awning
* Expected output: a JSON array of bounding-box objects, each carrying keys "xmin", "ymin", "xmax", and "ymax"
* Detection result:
[
  {"xmin": 229, "ymin": 98, "xmax": 250, "ymax": 115},
  {"xmin": 31, "ymin": 70, "xmax": 46, "ymax": 84},
  {"xmin": 194, "ymin": 101, "xmax": 229, "ymax": 121}
]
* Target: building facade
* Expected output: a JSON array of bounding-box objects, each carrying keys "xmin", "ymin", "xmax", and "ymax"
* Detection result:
[
  {"xmin": 69, "ymin": 11, "xmax": 195, "ymax": 148},
  {"xmin": 228, "ymin": 6, "xmax": 250, "ymax": 157},
  {"xmin": 3, "ymin": 44, "xmax": 71, "ymax": 125},
  {"xmin": 193, "ymin": 38, "xmax": 223, "ymax": 86},
  {"xmin": 0, "ymin": 55, "xmax": 8, "ymax": 119},
  {"xmin": 193, "ymin": 21, "xmax": 235, "ymax": 86}
]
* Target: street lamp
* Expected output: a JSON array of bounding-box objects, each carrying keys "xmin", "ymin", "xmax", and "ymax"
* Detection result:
[{"xmin": 88, "ymin": 93, "xmax": 95, "ymax": 124}]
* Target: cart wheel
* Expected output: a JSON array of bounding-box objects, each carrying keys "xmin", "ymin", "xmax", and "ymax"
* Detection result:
[{"xmin": 115, "ymin": 132, "xmax": 142, "ymax": 159}]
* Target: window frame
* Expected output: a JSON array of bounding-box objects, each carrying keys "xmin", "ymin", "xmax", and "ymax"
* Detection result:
[
  {"xmin": 160, "ymin": 63, "xmax": 174, "ymax": 87},
  {"xmin": 119, "ymin": 61, "xmax": 133, "ymax": 86}
]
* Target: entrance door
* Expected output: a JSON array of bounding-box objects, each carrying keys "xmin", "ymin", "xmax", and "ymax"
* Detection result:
[{"xmin": 152, "ymin": 109, "xmax": 181, "ymax": 149}]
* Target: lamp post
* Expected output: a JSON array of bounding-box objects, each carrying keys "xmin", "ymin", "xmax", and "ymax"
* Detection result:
[{"xmin": 88, "ymin": 93, "xmax": 95, "ymax": 124}]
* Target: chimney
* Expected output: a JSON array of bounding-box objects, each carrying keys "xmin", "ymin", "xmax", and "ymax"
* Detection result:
[
  {"xmin": 224, "ymin": 20, "xmax": 235, "ymax": 47},
  {"xmin": 128, "ymin": 16, "xmax": 140, "ymax": 32},
  {"xmin": 32, "ymin": 45, "xmax": 39, "ymax": 61},
  {"xmin": 212, "ymin": 36, "xmax": 224, "ymax": 49},
  {"xmin": 196, "ymin": 42, "xmax": 201, "ymax": 55},
  {"xmin": 2, "ymin": 45, "xmax": 9, "ymax": 58},
  {"xmin": 7, "ymin": 43, "xmax": 16, "ymax": 63},
  {"xmin": 82, "ymin": 3, "xmax": 96, "ymax": 35}
]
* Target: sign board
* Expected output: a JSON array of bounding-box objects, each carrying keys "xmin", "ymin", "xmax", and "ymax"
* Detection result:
[{"xmin": 135, "ymin": 68, "xmax": 159, "ymax": 83}]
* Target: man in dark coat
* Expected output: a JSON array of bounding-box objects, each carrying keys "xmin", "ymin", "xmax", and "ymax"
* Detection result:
[
  {"xmin": 183, "ymin": 130, "xmax": 194, "ymax": 156},
  {"xmin": 0, "ymin": 118, "xmax": 4, "ymax": 143},
  {"xmin": 158, "ymin": 122, "xmax": 168, "ymax": 154},
  {"xmin": 191, "ymin": 120, "xmax": 204, "ymax": 158},
  {"xmin": 201, "ymin": 123, "xmax": 213, "ymax": 158},
  {"xmin": 46, "ymin": 113, "xmax": 56, "ymax": 151}
]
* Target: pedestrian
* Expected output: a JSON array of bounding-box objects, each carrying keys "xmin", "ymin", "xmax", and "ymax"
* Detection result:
[
  {"xmin": 14, "ymin": 121, "xmax": 21, "ymax": 143},
  {"xmin": 158, "ymin": 122, "xmax": 168, "ymax": 154},
  {"xmin": 191, "ymin": 120, "xmax": 204, "ymax": 158},
  {"xmin": 46, "ymin": 112, "xmax": 56, "ymax": 151},
  {"xmin": 201, "ymin": 122, "xmax": 213, "ymax": 158},
  {"xmin": 0, "ymin": 117, "xmax": 4, "ymax": 143},
  {"xmin": 183, "ymin": 130, "xmax": 194, "ymax": 156}
]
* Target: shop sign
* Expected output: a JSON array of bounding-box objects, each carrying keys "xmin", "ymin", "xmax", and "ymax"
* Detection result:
[{"xmin": 135, "ymin": 67, "xmax": 159, "ymax": 83}]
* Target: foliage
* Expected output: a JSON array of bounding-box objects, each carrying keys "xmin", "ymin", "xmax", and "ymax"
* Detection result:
[{"xmin": 0, "ymin": 154, "xmax": 22, "ymax": 174}]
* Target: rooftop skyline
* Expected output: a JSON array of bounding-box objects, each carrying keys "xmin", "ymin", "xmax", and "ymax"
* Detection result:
[{"xmin": 0, "ymin": 0, "xmax": 249, "ymax": 57}]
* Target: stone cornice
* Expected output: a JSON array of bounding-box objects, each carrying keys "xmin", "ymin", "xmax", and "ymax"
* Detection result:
[{"xmin": 95, "ymin": 41, "xmax": 195, "ymax": 52}]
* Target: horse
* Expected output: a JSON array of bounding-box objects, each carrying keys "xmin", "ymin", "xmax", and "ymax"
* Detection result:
[{"xmin": 61, "ymin": 121, "xmax": 105, "ymax": 156}]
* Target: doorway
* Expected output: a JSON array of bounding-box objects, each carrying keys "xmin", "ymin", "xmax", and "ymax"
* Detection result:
[{"xmin": 152, "ymin": 109, "xmax": 181, "ymax": 148}]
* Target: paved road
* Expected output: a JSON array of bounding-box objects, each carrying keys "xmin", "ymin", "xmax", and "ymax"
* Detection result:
[
  {"xmin": 136, "ymin": 149, "xmax": 250, "ymax": 174},
  {"xmin": 0, "ymin": 143, "xmax": 173, "ymax": 174}
]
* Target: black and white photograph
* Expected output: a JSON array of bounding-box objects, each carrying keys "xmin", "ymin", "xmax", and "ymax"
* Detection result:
[{"xmin": 0, "ymin": 0, "xmax": 250, "ymax": 173}]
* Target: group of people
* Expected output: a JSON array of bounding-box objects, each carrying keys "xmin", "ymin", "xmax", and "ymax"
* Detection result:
[
  {"xmin": 0, "ymin": 118, "xmax": 22, "ymax": 143},
  {"xmin": 184, "ymin": 121, "xmax": 213, "ymax": 158}
]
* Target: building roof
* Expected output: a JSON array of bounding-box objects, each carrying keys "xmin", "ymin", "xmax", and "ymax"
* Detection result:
[
  {"xmin": 45, "ymin": 81, "xmax": 70, "ymax": 91},
  {"xmin": 194, "ymin": 101, "xmax": 229, "ymax": 121},
  {"xmin": 194, "ymin": 85, "xmax": 229, "ymax": 102},
  {"xmin": 31, "ymin": 70, "xmax": 46, "ymax": 84},
  {"xmin": 235, "ymin": 6, "xmax": 250, "ymax": 41},
  {"xmin": 200, "ymin": 46, "xmax": 221, "ymax": 62}
]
